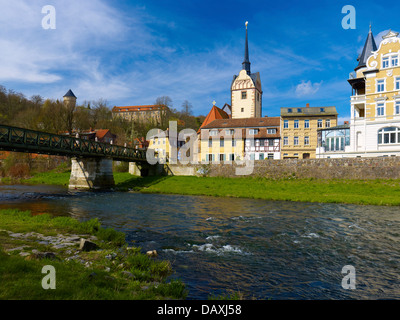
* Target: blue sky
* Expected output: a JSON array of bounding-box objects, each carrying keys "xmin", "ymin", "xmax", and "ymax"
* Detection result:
[{"xmin": 0, "ymin": 0, "xmax": 399, "ymax": 122}]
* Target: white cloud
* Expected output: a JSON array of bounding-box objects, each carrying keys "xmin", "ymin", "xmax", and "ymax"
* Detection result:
[{"xmin": 295, "ymin": 80, "xmax": 322, "ymax": 97}]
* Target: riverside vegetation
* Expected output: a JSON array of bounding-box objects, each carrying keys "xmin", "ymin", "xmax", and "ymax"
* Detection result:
[{"xmin": 0, "ymin": 209, "xmax": 187, "ymax": 300}]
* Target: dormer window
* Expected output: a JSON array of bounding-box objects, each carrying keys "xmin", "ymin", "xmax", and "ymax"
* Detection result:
[
  {"xmin": 287, "ymin": 108, "xmax": 292, "ymax": 113},
  {"xmin": 297, "ymin": 108, "xmax": 302, "ymax": 113},
  {"xmin": 249, "ymin": 129, "xmax": 259, "ymax": 135},
  {"xmin": 320, "ymin": 108, "xmax": 325, "ymax": 112},
  {"xmin": 209, "ymin": 130, "xmax": 218, "ymax": 136}
]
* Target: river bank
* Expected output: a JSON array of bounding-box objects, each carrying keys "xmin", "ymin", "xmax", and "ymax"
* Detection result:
[
  {"xmin": 6, "ymin": 170, "xmax": 400, "ymax": 206},
  {"xmin": 0, "ymin": 208, "xmax": 187, "ymax": 299}
]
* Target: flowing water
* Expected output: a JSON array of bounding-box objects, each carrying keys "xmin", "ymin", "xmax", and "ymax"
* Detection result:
[{"xmin": 1, "ymin": 184, "xmax": 400, "ymax": 299}]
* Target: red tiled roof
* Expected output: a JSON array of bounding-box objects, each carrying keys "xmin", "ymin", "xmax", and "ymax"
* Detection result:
[
  {"xmin": 197, "ymin": 106, "xmax": 230, "ymax": 133},
  {"xmin": 112, "ymin": 105, "xmax": 168, "ymax": 112},
  {"xmin": 201, "ymin": 117, "xmax": 280, "ymax": 129},
  {"xmin": 95, "ymin": 129, "xmax": 110, "ymax": 139}
]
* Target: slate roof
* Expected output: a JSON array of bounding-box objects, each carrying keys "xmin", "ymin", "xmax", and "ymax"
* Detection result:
[
  {"xmin": 280, "ymin": 106, "xmax": 338, "ymax": 117},
  {"xmin": 355, "ymin": 27, "xmax": 377, "ymax": 71},
  {"xmin": 63, "ymin": 89, "xmax": 77, "ymax": 98}
]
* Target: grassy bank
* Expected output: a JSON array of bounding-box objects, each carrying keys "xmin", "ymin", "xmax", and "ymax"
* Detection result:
[
  {"xmin": 12, "ymin": 170, "xmax": 400, "ymax": 206},
  {"xmin": 117, "ymin": 174, "xmax": 400, "ymax": 206},
  {"xmin": 0, "ymin": 209, "xmax": 187, "ymax": 300}
]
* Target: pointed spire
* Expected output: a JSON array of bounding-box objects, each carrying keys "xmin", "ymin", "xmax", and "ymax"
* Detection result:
[
  {"xmin": 355, "ymin": 25, "xmax": 377, "ymax": 71},
  {"xmin": 242, "ymin": 21, "xmax": 251, "ymax": 75},
  {"xmin": 63, "ymin": 89, "xmax": 77, "ymax": 98}
]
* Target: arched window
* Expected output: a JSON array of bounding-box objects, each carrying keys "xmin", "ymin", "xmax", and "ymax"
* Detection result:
[{"xmin": 377, "ymin": 127, "xmax": 400, "ymax": 144}]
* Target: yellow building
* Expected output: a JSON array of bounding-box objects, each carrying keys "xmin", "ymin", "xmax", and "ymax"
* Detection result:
[
  {"xmin": 280, "ymin": 104, "xmax": 338, "ymax": 159},
  {"xmin": 147, "ymin": 129, "xmax": 186, "ymax": 163},
  {"xmin": 199, "ymin": 117, "xmax": 281, "ymax": 162},
  {"xmin": 345, "ymin": 28, "xmax": 400, "ymax": 156}
]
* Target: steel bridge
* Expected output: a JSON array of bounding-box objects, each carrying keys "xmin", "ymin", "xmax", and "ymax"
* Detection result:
[{"xmin": 0, "ymin": 124, "xmax": 147, "ymax": 162}]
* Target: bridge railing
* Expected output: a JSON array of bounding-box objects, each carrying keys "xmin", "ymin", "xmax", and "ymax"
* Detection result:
[{"xmin": 0, "ymin": 124, "xmax": 147, "ymax": 162}]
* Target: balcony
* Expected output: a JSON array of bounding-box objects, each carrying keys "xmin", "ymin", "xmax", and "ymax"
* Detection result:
[{"xmin": 351, "ymin": 95, "xmax": 366, "ymax": 103}]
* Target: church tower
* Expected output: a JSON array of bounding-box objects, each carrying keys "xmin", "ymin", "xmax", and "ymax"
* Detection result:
[{"xmin": 231, "ymin": 22, "xmax": 262, "ymax": 119}]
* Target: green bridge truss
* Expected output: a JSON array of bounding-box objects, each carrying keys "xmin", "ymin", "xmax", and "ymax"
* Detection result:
[{"xmin": 0, "ymin": 124, "xmax": 147, "ymax": 162}]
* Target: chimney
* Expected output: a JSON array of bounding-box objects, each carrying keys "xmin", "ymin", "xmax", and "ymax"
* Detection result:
[
  {"xmin": 344, "ymin": 121, "xmax": 349, "ymax": 125},
  {"xmin": 306, "ymin": 103, "xmax": 310, "ymax": 108}
]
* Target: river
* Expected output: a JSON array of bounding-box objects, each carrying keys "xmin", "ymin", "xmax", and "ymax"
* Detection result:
[{"xmin": 1, "ymin": 184, "xmax": 400, "ymax": 299}]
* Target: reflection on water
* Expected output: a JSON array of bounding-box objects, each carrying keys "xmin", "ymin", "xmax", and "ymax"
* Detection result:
[{"xmin": 1, "ymin": 184, "xmax": 400, "ymax": 299}]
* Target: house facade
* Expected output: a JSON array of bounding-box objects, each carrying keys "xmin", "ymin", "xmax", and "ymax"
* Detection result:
[
  {"xmin": 280, "ymin": 104, "xmax": 338, "ymax": 159},
  {"xmin": 318, "ymin": 27, "xmax": 400, "ymax": 158},
  {"xmin": 199, "ymin": 117, "xmax": 281, "ymax": 162}
]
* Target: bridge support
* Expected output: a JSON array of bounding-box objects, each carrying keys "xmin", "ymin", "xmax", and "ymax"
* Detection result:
[
  {"xmin": 129, "ymin": 162, "xmax": 166, "ymax": 176},
  {"xmin": 69, "ymin": 157, "xmax": 115, "ymax": 190}
]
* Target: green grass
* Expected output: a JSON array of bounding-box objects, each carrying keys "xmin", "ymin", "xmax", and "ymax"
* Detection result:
[
  {"xmin": 16, "ymin": 170, "xmax": 400, "ymax": 206},
  {"xmin": 20, "ymin": 170, "xmax": 71, "ymax": 186},
  {"xmin": 0, "ymin": 209, "xmax": 187, "ymax": 300},
  {"xmin": 138, "ymin": 176, "xmax": 400, "ymax": 206}
]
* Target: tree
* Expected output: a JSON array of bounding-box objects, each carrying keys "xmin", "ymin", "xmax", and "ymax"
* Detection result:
[{"xmin": 181, "ymin": 100, "xmax": 193, "ymax": 116}]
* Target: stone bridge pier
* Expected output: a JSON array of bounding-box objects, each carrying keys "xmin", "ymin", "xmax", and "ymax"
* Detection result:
[{"xmin": 69, "ymin": 157, "xmax": 115, "ymax": 190}]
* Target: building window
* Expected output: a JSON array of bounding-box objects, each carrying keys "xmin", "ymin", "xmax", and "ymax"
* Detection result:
[
  {"xmin": 219, "ymin": 154, "xmax": 225, "ymax": 161},
  {"xmin": 249, "ymin": 129, "xmax": 259, "ymax": 135},
  {"xmin": 304, "ymin": 136, "xmax": 310, "ymax": 145},
  {"xmin": 377, "ymin": 103, "xmax": 385, "ymax": 117},
  {"xmin": 267, "ymin": 128, "xmax": 276, "ymax": 134},
  {"xmin": 377, "ymin": 79, "xmax": 385, "ymax": 92},
  {"xmin": 396, "ymin": 77, "xmax": 400, "ymax": 90},
  {"xmin": 226, "ymin": 129, "xmax": 234, "ymax": 135},
  {"xmin": 304, "ymin": 119, "xmax": 310, "ymax": 128},
  {"xmin": 259, "ymin": 153, "xmax": 264, "ymax": 160},
  {"xmin": 317, "ymin": 119, "xmax": 323, "ymax": 128},
  {"xmin": 287, "ymin": 108, "xmax": 292, "ymax": 113},
  {"xmin": 241, "ymin": 108, "xmax": 244, "ymax": 112},
  {"xmin": 294, "ymin": 136, "xmax": 299, "ymax": 146},
  {"xmin": 378, "ymin": 127, "xmax": 400, "ymax": 144},
  {"xmin": 232, "ymin": 139, "xmax": 236, "ymax": 147},
  {"xmin": 283, "ymin": 136, "xmax": 289, "ymax": 146},
  {"xmin": 207, "ymin": 154, "xmax": 213, "ymax": 162},
  {"xmin": 396, "ymin": 101, "xmax": 400, "ymax": 115},
  {"xmin": 267, "ymin": 153, "xmax": 274, "ymax": 159},
  {"xmin": 325, "ymin": 119, "xmax": 331, "ymax": 128},
  {"xmin": 220, "ymin": 138, "xmax": 224, "ymax": 147},
  {"xmin": 383, "ymin": 56, "xmax": 389, "ymax": 68},
  {"xmin": 320, "ymin": 108, "xmax": 325, "ymax": 112},
  {"xmin": 392, "ymin": 55, "xmax": 398, "ymax": 67},
  {"xmin": 229, "ymin": 154, "xmax": 235, "ymax": 161},
  {"xmin": 241, "ymin": 91, "xmax": 247, "ymax": 99},
  {"xmin": 283, "ymin": 120, "xmax": 289, "ymax": 129},
  {"xmin": 294, "ymin": 120, "xmax": 299, "ymax": 129}
]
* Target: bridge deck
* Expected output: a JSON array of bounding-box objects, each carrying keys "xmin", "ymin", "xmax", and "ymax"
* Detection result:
[{"xmin": 0, "ymin": 124, "xmax": 147, "ymax": 162}]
